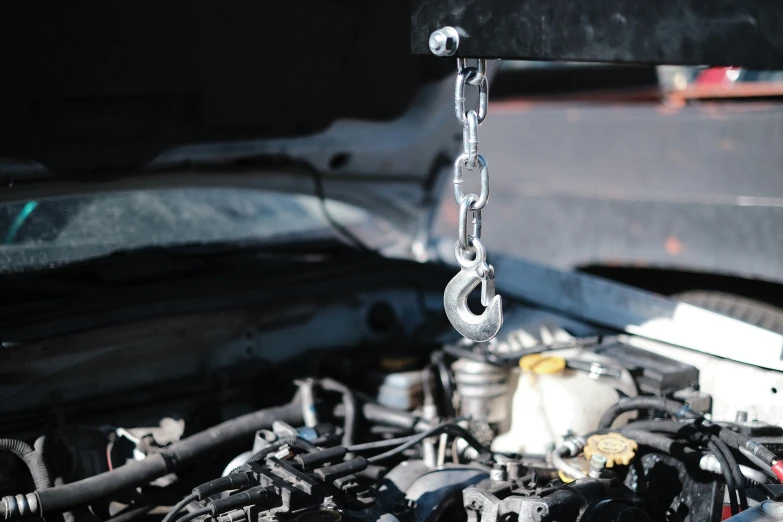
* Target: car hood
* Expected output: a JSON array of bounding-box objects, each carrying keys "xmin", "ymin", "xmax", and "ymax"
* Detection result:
[{"xmin": 0, "ymin": 2, "xmax": 457, "ymax": 255}]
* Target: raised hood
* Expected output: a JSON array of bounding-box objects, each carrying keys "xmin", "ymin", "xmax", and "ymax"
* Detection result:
[{"xmin": 0, "ymin": 2, "xmax": 457, "ymax": 238}]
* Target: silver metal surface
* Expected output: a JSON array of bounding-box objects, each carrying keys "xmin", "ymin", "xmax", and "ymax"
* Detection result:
[
  {"xmin": 463, "ymin": 110, "xmax": 480, "ymax": 170},
  {"xmin": 463, "ymin": 487, "xmax": 556, "ymax": 522},
  {"xmin": 455, "ymin": 71, "xmax": 488, "ymax": 125},
  {"xmin": 445, "ymin": 57, "xmax": 501, "ymax": 342},
  {"xmin": 453, "ymin": 154, "xmax": 489, "ymax": 210},
  {"xmin": 589, "ymin": 454, "xmax": 608, "ymax": 478},
  {"xmin": 295, "ymin": 378, "xmax": 318, "ymax": 427},
  {"xmin": 458, "ymin": 194, "xmax": 480, "ymax": 249},
  {"xmin": 458, "ymin": 58, "xmax": 486, "ymax": 86},
  {"xmin": 445, "ymin": 239, "xmax": 503, "ymax": 342},
  {"xmin": 452, "ymin": 357, "xmax": 510, "ymax": 425},
  {"xmin": 428, "ymin": 27, "xmax": 460, "ymax": 56}
]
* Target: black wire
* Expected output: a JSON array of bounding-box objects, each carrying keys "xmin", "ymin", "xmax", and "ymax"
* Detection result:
[
  {"xmin": 707, "ymin": 440, "xmax": 739, "ymax": 516},
  {"xmin": 366, "ymin": 421, "xmax": 486, "ymax": 464},
  {"xmin": 431, "ymin": 352, "xmax": 456, "ymax": 418},
  {"xmin": 756, "ymin": 483, "xmax": 780, "ymax": 500},
  {"xmin": 710, "ymin": 435, "xmax": 748, "ymax": 510},
  {"xmin": 177, "ymin": 507, "xmax": 212, "ymax": 522},
  {"xmin": 349, "ymin": 435, "xmax": 417, "ymax": 452},
  {"xmin": 162, "ymin": 493, "xmax": 199, "ymax": 522}
]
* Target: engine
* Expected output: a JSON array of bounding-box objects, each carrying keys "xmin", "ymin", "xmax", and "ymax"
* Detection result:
[{"xmin": 1, "ymin": 327, "xmax": 782, "ymax": 522}]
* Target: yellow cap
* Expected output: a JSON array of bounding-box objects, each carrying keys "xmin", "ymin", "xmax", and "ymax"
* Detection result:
[
  {"xmin": 558, "ymin": 470, "xmax": 576, "ymax": 484},
  {"xmin": 519, "ymin": 353, "xmax": 566, "ymax": 374},
  {"xmin": 583, "ymin": 433, "xmax": 638, "ymax": 467}
]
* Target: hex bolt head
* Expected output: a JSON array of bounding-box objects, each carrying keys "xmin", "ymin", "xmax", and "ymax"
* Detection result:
[{"xmin": 429, "ymin": 27, "xmax": 460, "ymax": 56}]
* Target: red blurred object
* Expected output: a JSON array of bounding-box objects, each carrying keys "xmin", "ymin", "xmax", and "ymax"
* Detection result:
[
  {"xmin": 772, "ymin": 460, "xmax": 783, "ymax": 482},
  {"xmin": 696, "ymin": 67, "xmax": 740, "ymax": 85}
]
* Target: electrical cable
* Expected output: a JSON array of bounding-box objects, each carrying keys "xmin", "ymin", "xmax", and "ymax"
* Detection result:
[
  {"xmin": 348, "ymin": 435, "xmax": 417, "ymax": 453},
  {"xmin": 177, "ymin": 507, "xmax": 211, "ymax": 522},
  {"xmin": 707, "ymin": 440, "xmax": 739, "ymax": 516},
  {"xmin": 318, "ymin": 378, "xmax": 358, "ymax": 449},
  {"xmin": 162, "ymin": 493, "xmax": 199, "ymax": 522},
  {"xmin": 598, "ymin": 397, "xmax": 702, "ymax": 429},
  {"xmin": 366, "ymin": 421, "xmax": 485, "ymax": 464},
  {"xmin": 10, "ymin": 402, "xmax": 303, "ymax": 519},
  {"xmin": 711, "ymin": 435, "xmax": 748, "ymax": 510},
  {"xmin": 739, "ymin": 447, "xmax": 779, "ymax": 480}
]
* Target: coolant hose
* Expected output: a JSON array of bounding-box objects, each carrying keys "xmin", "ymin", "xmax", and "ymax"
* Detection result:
[
  {"xmin": 598, "ymin": 397, "xmax": 701, "ymax": 429},
  {"xmin": 0, "ymin": 439, "xmax": 53, "ymax": 491},
  {"xmin": 3, "ymin": 402, "xmax": 303, "ymax": 519}
]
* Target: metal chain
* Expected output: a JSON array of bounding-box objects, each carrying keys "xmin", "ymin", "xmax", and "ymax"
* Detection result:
[
  {"xmin": 453, "ymin": 58, "xmax": 490, "ymax": 259},
  {"xmin": 443, "ymin": 58, "xmax": 503, "ymax": 342}
]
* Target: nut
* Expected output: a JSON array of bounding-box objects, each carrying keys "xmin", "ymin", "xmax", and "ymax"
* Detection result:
[{"xmin": 429, "ymin": 27, "xmax": 460, "ymax": 56}]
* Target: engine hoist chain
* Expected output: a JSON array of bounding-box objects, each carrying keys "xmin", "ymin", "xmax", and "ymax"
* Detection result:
[{"xmin": 443, "ymin": 58, "xmax": 503, "ymax": 343}]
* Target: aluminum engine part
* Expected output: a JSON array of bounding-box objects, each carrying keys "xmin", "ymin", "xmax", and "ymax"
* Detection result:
[
  {"xmin": 451, "ymin": 358, "xmax": 511, "ymax": 428},
  {"xmin": 463, "ymin": 479, "xmax": 650, "ymax": 522},
  {"xmin": 370, "ymin": 460, "xmax": 489, "ymax": 522}
]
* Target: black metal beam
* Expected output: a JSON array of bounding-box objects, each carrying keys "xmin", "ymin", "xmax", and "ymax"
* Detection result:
[{"xmin": 411, "ymin": 0, "xmax": 783, "ymax": 69}]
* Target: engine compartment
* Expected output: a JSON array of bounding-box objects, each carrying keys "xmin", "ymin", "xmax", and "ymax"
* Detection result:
[{"xmin": 1, "ymin": 265, "xmax": 782, "ymax": 522}]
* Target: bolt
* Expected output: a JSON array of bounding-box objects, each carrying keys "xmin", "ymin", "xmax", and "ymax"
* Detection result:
[
  {"xmin": 590, "ymin": 454, "xmax": 608, "ymax": 470},
  {"xmin": 490, "ymin": 463, "xmax": 508, "ymax": 482},
  {"xmin": 429, "ymin": 27, "xmax": 460, "ymax": 56}
]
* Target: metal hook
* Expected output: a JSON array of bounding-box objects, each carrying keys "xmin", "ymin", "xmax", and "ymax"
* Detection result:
[{"xmin": 444, "ymin": 239, "xmax": 503, "ymax": 342}]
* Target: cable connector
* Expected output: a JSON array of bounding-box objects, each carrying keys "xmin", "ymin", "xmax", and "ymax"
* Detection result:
[
  {"xmin": 193, "ymin": 472, "xmax": 254, "ymax": 499},
  {"xmin": 209, "ymin": 486, "xmax": 270, "ymax": 515},
  {"xmin": 772, "ymin": 461, "xmax": 783, "ymax": 483},
  {"xmin": 562, "ymin": 436, "xmax": 586, "ymax": 458}
]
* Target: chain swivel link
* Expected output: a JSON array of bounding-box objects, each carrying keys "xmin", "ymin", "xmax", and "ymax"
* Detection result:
[{"xmin": 444, "ymin": 58, "xmax": 503, "ymax": 343}]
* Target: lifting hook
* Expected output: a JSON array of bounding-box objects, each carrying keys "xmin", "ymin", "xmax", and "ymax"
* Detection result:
[{"xmin": 444, "ymin": 239, "xmax": 503, "ymax": 342}]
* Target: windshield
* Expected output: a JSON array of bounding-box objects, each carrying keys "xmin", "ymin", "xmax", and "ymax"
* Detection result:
[{"xmin": 0, "ymin": 188, "xmax": 377, "ymax": 272}]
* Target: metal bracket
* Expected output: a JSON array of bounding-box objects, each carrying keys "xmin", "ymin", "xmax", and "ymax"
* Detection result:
[{"xmin": 412, "ymin": 0, "xmax": 783, "ymax": 68}]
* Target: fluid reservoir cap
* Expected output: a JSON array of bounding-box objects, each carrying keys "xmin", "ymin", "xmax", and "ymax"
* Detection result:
[
  {"xmin": 583, "ymin": 433, "xmax": 638, "ymax": 468},
  {"xmin": 519, "ymin": 354, "xmax": 566, "ymax": 374}
]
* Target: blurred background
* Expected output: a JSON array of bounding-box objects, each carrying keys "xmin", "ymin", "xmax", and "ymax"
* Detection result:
[{"xmin": 432, "ymin": 61, "xmax": 783, "ymax": 307}]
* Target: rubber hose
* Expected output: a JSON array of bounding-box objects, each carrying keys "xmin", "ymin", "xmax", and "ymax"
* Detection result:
[
  {"xmin": 318, "ymin": 379, "xmax": 357, "ymax": 449},
  {"xmin": 618, "ymin": 420, "xmax": 696, "ymax": 435},
  {"xmin": 0, "ymin": 439, "xmax": 53, "ymax": 491},
  {"xmin": 360, "ymin": 402, "xmax": 427, "ymax": 432},
  {"xmin": 618, "ymin": 429, "xmax": 701, "ymax": 463},
  {"xmin": 708, "ymin": 440, "xmax": 739, "ymax": 515},
  {"xmin": 626, "ymin": 419, "xmax": 777, "ymax": 467},
  {"xmin": 717, "ymin": 429, "xmax": 779, "ymax": 467},
  {"xmin": 711, "ymin": 435, "xmax": 748, "ymax": 510},
  {"xmin": 34, "ymin": 402, "xmax": 303, "ymax": 515},
  {"xmin": 598, "ymin": 397, "xmax": 701, "ymax": 429}
]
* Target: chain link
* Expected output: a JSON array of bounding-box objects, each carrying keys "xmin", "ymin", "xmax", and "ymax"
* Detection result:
[
  {"xmin": 453, "ymin": 59, "xmax": 489, "ymax": 255},
  {"xmin": 445, "ymin": 57, "xmax": 502, "ymax": 342},
  {"xmin": 462, "ymin": 109, "xmax": 479, "ymax": 170},
  {"xmin": 457, "ymin": 58, "xmax": 487, "ymax": 86},
  {"xmin": 455, "ymin": 69, "xmax": 488, "ymax": 125}
]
